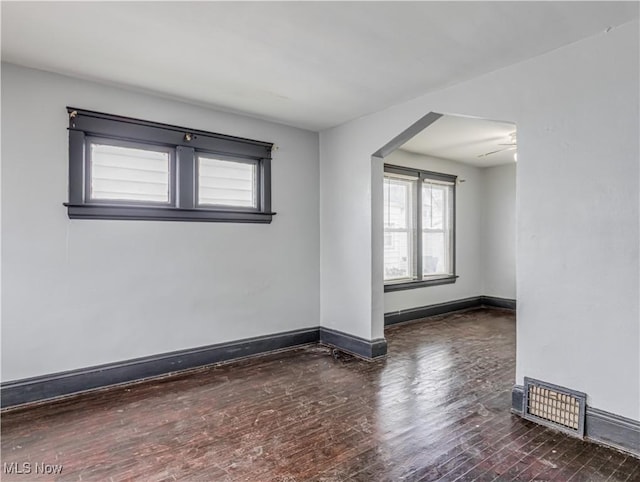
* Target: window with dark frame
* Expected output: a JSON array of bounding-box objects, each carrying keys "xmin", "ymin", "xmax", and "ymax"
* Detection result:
[
  {"xmin": 65, "ymin": 108, "xmax": 275, "ymax": 223},
  {"xmin": 383, "ymin": 164, "xmax": 457, "ymax": 292}
]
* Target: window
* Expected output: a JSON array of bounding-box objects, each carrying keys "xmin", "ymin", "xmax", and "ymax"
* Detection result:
[
  {"xmin": 88, "ymin": 140, "xmax": 173, "ymax": 204},
  {"xmin": 65, "ymin": 108, "xmax": 274, "ymax": 223},
  {"xmin": 197, "ymin": 155, "xmax": 257, "ymax": 208},
  {"xmin": 383, "ymin": 164, "xmax": 457, "ymax": 291}
]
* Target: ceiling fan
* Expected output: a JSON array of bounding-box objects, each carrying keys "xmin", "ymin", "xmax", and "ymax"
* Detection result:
[{"xmin": 478, "ymin": 131, "xmax": 517, "ymax": 158}]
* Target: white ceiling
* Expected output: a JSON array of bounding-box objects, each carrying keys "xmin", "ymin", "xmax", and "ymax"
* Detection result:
[
  {"xmin": 2, "ymin": 2, "xmax": 638, "ymax": 131},
  {"xmin": 400, "ymin": 114, "xmax": 517, "ymax": 168}
]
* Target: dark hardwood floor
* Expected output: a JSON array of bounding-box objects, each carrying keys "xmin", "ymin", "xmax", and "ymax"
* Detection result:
[{"xmin": 2, "ymin": 308, "xmax": 638, "ymax": 481}]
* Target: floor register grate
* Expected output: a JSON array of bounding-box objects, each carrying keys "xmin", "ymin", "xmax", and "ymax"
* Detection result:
[{"xmin": 523, "ymin": 377, "xmax": 586, "ymax": 437}]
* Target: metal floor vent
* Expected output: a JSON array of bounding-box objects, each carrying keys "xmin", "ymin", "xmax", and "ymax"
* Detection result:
[{"xmin": 523, "ymin": 377, "xmax": 586, "ymax": 437}]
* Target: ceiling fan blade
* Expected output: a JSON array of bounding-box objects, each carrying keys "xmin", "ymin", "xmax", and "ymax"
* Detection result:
[
  {"xmin": 479, "ymin": 145, "xmax": 517, "ymax": 157},
  {"xmin": 478, "ymin": 147, "xmax": 510, "ymax": 157}
]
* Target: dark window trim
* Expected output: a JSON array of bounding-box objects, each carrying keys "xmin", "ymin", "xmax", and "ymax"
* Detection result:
[
  {"xmin": 384, "ymin": 164, "xmax": 456, "ymax": 184},
  {"xmin": 64, "ymin": 204, "xmax": 275, "ymax": 223},
  {"xmin": 384, "ymin": 275, "xmax": 459, "ymax": 292},
  {"xmin": 65, "ymin": 107, "xmax": 275, "ymax": 223},
  {"xmin": 383, "ymin": 163, "xmax": 457, "ymax": 291}
]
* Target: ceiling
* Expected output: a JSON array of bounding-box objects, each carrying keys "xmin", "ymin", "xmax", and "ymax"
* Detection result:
[
  {"xmin": 2, "ymin": 2, "xmax": 638, "ymax": 131},
  {"xmin": 400, "ymin": 114, "xmax": 517, "ymax": 168}
]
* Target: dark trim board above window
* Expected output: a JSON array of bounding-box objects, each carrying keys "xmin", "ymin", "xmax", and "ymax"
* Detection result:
[
  {"xmin": 384, "ymin": 275, "xmax": 459, "ymax": 292},
  {"xmin": 383, "ymin": 163, "xmax": 457, "ymax": 292},
  {"xmin": 65, "ymin": 108, "xmax": 276, "ymax": 223}
]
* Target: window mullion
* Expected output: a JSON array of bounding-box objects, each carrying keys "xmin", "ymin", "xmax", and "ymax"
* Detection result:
[
  {"xmin": 260, "ymin": 157, "xmax": 271, "ymax": 212},
  {"xmin": 416, "ymin": 174, "xmax": 423, "ymax": 281},
  {"xmin": 176, "ymin": 146, "xmax": 195, "ymax": 209}
]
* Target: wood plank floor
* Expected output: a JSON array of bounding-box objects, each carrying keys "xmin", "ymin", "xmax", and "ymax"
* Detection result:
[{"xmin": 2, "ymin": 308, "xmax": 638, "ymax": 481}]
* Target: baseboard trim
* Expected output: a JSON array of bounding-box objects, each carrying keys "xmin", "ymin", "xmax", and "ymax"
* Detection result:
[
  {"xmin": 480, "ymin": 296, "xmax": 517, "ymax": 310},
  {"xmin": 2, "ymin": 325, "xmax": 392, "ymax": 409},
  {"xmin": 511, "ymin": 384, "xmax": 525, "ymax": 415},
  {"xmin": 1, "ymin": 328, "xmax": 319, "ymax": 409},
  {"xmin": 384, "ymin": 297, "xmax": 483, "ymax": 326},
  {"xmin": 384, "ymin": 296, "xmax": 516, "ymax": 326},
  {"xmin": 511, "ymin": 385, "xmax": 639, "ymax": 457},
  {"xmin": 319, "ymin": 327, "xmax": 387, "ymax": 359},
  {"xmin": 586, "ymin": 407, "xmax": 640, "ymax": 457}
]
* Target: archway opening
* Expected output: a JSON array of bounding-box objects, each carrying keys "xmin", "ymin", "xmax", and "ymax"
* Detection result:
[{"xmin": 371, "ymin": 111, "xmax": 517, "ymax": 333}]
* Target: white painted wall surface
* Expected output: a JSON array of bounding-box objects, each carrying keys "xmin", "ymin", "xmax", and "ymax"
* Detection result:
[
  {"xmin": 320, "ymin": 20, "xmax": 639, "ymax": 420},
  {"xmin": 481, "ymin": 163, "xmax": 516, "ymax": 300},
  {"xmin": 382, "ymin": 150, "xmax": 483, "ymax": 314},
  {"xmin": 1, "ymin": 63, "xmax": 320, "ymax": 382}
]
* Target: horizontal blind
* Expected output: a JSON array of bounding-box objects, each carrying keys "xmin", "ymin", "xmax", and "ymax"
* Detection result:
[
  {"xmin": 90, "ymin": 143, "xmax": 170, "ymax": 202},
  {"xmin": 198, "ymin": 156, "xmax": 256, "ymax": 208}
]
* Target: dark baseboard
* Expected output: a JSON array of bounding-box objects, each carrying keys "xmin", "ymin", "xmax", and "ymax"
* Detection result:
[
  {"xmin": 480, "ymin": 296, "xmax": 517, "ymax": 310},
  {"xmin": 1, "ymin": 328, "xmax": 319, "ymax": 409},
  {"xmin": 384, "ymin": 296, "xmax": 516, "ymax": 326},
  {"xmin": 319, "ymin": 327, "xmax": 387, "ymax": 359},
  {"xmin": 585, "ymin": 407, "xmax": 640, "ymax": 457},
  {"xmin": 511, "ymin": 385, "xmax": 639, "ymax": 457},
  {"xmin": 384, "ymin": 297, "xmax": 483, "ymax": 326},
  {"xmin": 2, "ymin": 325, "xmax": 391, "ymax": 409},
  {"xmin": 511, "ymin": 384, "xmax": 524, "ymax": 415}
]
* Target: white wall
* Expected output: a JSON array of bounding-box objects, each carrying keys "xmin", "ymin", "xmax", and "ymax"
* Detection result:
[
  {"xmin": 320, "ymin": 126, "xmax": 376, "ymax": 339},
  {"xmin": 1, "ymin": 63, "xmax": 320, "ymax": 382},
  {"xmin": 320, "ymin": 20, "xmax": 639, "ymax": 420},
  {"xmin": 481, "ymin": 163, "xmax": 516, "ymax": 300},
  {"xmin": 382, "ymin": 150, "xmax": 484, "ymax": 314}
]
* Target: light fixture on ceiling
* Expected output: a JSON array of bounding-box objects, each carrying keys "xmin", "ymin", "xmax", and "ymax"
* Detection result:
[{"xmin": 514, "ymin": 151, "xmax": 518, "ymax": 162}]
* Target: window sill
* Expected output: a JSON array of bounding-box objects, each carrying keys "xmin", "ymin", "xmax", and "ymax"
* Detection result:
[
  {"xmin": 384, "ymin": 275, "xmax": 458, "ymax": 292},
  {"xmin": 64, "ymin": 204, "xmax": 276, "ymax": 223}
]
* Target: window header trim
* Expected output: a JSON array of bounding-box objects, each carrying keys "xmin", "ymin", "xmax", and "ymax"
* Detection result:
[
  {"xmin": 384, "ymin": 163, "xmax": 457, "ymax": 184},
  {"xmin": 67, "ymin": 107, "xmax": 273, "ymax": 161}
]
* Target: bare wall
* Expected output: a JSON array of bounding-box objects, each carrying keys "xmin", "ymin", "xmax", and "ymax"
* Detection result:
[
  {"xmin": 481, "ymin": 163, "xmax": 516, "ymax": 300},
  {"xmin": 1, "ymin": 63, "xmax": 320, "ymax": 382}
]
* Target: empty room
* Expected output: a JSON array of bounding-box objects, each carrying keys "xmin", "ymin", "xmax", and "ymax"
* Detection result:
[{"xmin": 1, "ymin": 2, "xmax": 638, "ymax": 481}]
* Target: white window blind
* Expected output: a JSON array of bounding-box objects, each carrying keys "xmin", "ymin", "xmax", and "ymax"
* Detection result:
[
  {"xmin": 198, "ymin": 156, "xmax": 257, "ymax": 208},
  {"xmin": 90, "ymin": 143, "xmax": 170, "ymax": 203}
]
